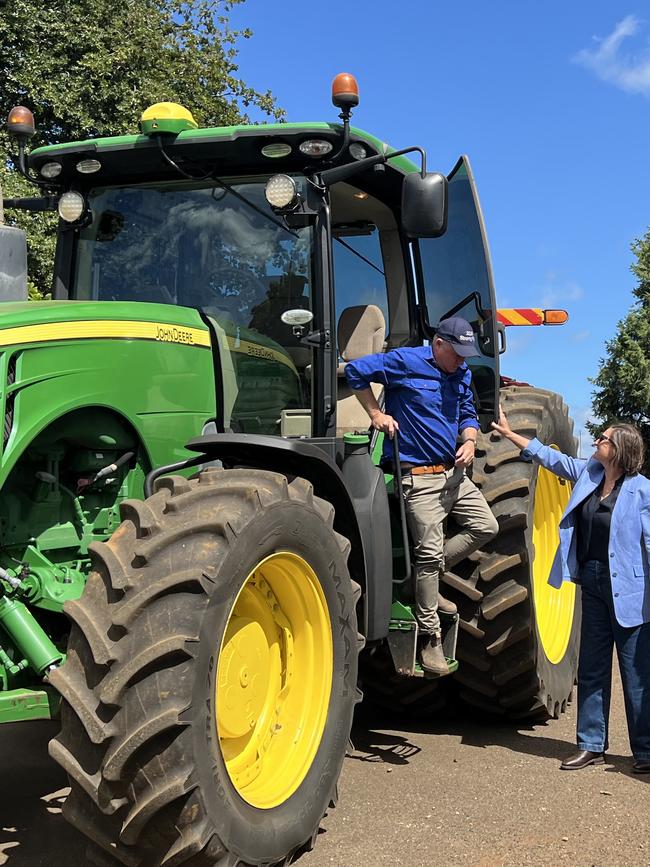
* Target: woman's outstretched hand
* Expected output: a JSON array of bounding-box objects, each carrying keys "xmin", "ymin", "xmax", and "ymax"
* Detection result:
[
  {"xmin": 491, "ymin": 406, "xmax": 513, "ymax": 438},
  {"xmin": 491, "ymin": 406, "xmax": 531, "ymax": 451}
]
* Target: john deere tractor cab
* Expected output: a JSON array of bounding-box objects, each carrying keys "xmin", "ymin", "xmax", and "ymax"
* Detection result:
[{"xmin": 0, "ymin": 74, "xmax": 579, "ymax": 867}]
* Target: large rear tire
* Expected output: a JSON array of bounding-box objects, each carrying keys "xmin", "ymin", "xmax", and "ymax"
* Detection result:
[
  {"xmin": 49, "ymin": 468, "xmax": 359, "ymax": 866},
  {"xmin": 446, "ymin": 386, "xmax": 581, "ymax": 719}
]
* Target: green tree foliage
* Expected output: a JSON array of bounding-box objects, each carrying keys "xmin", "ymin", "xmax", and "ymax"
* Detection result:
[
  {"xmin": 589, "ymin": 227, "xmax": 650, "ymax": 471},
  {"xmin": 0, "ymin": 0, "xmax": 283, "ymax": 297}
]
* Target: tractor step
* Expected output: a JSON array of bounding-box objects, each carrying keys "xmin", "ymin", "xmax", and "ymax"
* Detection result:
[
  {"xmin": 387, "ymin": 610, "xmax": 459, "ymax": 678},
  {"xmin": 412, "ymin": 657, "xmax": 459, "ymax": 678}
]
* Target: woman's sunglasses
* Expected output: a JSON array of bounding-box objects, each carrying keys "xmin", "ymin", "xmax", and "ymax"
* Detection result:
[{"xmin": 595, "ymin": 434, "xmax": 613, "ymax": 445}]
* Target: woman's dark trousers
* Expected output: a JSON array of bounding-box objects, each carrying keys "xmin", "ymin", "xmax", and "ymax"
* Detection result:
[{"xmin": 577, "ymin": 560, "xmax": 650, "ymax": 761}]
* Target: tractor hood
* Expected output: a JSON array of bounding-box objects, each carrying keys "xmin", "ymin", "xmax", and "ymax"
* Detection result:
[{"xmin": 0, "ymin": 300, "xmax": 210, "ymax": 349}]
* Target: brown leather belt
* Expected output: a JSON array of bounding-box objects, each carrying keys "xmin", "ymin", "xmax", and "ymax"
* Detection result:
[{"xmin": 402, "ymin": 463, "xmax": 454, "ymax": 475}]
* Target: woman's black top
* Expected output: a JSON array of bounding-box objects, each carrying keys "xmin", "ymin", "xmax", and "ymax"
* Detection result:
[{"xmin": 577, "ymin": 474, "xmax": 624, "ymax": 564}]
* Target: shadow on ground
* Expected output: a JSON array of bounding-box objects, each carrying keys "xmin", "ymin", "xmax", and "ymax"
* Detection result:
[
  {"xmin": 0, "ymin": 721, "xmax": 85, "ymax": 867},
  {"xmin": 352, "ymin": 697, "xmax": 648, "ymax": 781}
]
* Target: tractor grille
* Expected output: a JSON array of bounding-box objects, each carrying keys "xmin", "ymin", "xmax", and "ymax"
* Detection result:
[{"xmin": 4, "ymin": 354, "xmax": 17, "ymax": 448}]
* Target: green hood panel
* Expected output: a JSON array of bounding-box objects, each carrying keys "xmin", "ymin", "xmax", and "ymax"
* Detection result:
[
  {"xmin": 0, "ymin": 301, "xmax": 216, "ymax": 484},
  {"xmin": 0, "ymin": 299, "xmax": 209, "ymax": 330}
]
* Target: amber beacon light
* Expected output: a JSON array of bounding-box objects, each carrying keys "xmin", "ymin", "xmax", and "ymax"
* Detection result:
[
  {"xmin": 6, "ymin": 105, "xmax": 37, "ymax": 182},
  {"xmin": 7, "ymin": 106, "xmax": 35, "ymax": 139},
  {"xmin": 332, "ymin": 73, "xmax": 359, "ymax": 110}
]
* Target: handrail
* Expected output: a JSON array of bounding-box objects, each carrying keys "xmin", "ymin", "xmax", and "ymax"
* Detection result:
[{"xmin": 391, "ymin": 429, "xmax": 412, "ymax": 585}]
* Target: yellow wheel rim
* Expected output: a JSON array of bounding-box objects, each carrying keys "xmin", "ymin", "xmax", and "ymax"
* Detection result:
[
  {"xmin": 216, "ymin": 552, "xmax": 333, "ymax": 809},
  {"xmin": 532, "ymin": 450, "xmax": 576, "ymax": 664}
]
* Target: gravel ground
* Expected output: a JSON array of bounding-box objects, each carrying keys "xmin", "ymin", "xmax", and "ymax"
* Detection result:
[
  {"xmin": 1, "ymin": 667, "xmax": 647, "ymax": 867},
  {"xmin": 302, "ymin": 667, "xmax": 649, "ymax": 867}
]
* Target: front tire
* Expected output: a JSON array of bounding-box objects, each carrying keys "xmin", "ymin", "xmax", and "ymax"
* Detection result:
[{"xmin": 49, "ymin": 468, "xmax": 359, "ymax": 866}]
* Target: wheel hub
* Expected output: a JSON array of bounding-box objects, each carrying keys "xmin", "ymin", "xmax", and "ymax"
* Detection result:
[
  {"xmin": 216, "ymin": 552, "xmax": 333, "ymax": 809},
  {"xmin": 532, "ymin": 458, "xmax": 576, "ymax": 664},
  {"xmin": 218, "ymin": 618, "xmax": 268, "ymax": 739}
]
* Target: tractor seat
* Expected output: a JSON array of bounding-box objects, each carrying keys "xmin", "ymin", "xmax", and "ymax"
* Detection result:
[{"xmin": 336, "ymin": 304, "xmax": 386, "ymax": 437}]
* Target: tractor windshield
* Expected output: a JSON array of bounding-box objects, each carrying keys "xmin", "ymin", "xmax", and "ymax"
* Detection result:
[
  {"xmin": 73, "ymin": 178, "xmax": 315, "ymax": 435},
  {"xmin": 73, "ymin": 177, "xmax": 313, "ymax": 327}
]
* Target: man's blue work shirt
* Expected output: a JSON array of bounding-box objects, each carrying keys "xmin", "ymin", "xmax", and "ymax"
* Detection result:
[{"xmin": 344, "ymin": 346, "xmax": 480, "ymax": 466}]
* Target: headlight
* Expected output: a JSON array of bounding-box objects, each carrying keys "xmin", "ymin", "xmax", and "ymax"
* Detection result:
[
  {"xmin": 299, "ymin": 139, "xmax": 333, "ymax": 157},
  {"xmin": 265, "ymin": 174, "xmax": 298, "ymax": 209},
  {"xmin": 76, "ymin": 159, "xmax": 101, "ymax": 174},
  {"xmin": 58, "ymin": 191, "xmax": 85, "ymax": 222},
  {"xmin": 40, "ymin": 162, "xmax": 62, "ymax": 179},
  {"xmin": 349, "ymin": 142, "xmax": 367, "ymax": 160}
]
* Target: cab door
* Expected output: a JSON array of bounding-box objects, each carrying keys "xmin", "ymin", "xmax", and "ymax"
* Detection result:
[{"xmin": 412, "ymin": 155, "xmax": 499, "ymax": 430}]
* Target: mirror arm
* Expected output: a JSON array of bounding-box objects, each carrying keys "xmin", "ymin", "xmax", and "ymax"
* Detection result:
[
  {"xmin": 2, "ymin": 195, "xmax": 57, "ymax": 212},
  {"xmin": 403, "ymin": 146, "xmax": 427, "ymax": 178},
  {"xmin": 318, "ymin": 144, "xmax": 428, "ymax": 187}
]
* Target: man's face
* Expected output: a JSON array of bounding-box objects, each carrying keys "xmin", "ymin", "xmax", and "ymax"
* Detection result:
[{"xmin": 433, "ymin": 337, "xmax": 465, "ymax": 373}]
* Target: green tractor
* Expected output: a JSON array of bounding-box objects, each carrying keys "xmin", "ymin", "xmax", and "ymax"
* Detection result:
[{"xmin": 0, "ymin": 75, "xmax": 579, "ymax": 866}]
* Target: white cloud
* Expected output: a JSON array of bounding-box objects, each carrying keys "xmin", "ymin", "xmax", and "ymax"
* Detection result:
[
  {"xmin": 570, "ymin": 329, "xmax": 591, "ymax": 343},
  {"xmin": 539, "ymin": 277, "xmax": 584, "ymax": 308},
  {"xmin": 574, "ymin": 15, "xmax": 650, "ymax": 95}
]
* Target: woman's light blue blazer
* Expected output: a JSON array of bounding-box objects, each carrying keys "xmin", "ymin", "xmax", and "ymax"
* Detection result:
[{"xmin": 521, "ymin": 437, "xmax": 650, "ymax": 627}]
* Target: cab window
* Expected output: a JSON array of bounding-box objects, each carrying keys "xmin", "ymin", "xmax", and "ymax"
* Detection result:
[
  {"xmin": 415, "ymin": 156, "xmax": 499, "ymax": 422},
  {"xmin": 333, "ymin": 228, "xmax": 388, "ymax": 338}
]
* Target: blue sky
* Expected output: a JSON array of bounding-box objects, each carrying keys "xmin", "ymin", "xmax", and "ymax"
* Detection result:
[{"xmin": 230, "ymin": 1, "xmax": 650, "ymax": 453}]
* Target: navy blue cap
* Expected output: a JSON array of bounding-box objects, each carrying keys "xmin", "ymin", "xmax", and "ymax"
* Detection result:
[{"xmin": 436, "ymin": 316, "xmax": 479, "ymax": 357}]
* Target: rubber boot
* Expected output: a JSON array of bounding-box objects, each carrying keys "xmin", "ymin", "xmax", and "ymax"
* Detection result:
[
  {"xmin": 437, "ymin": 593, "xmax": 457, "ymax": 615},
  {"xmin": 419, "ymin": 634, "xmax": 449, "ymax": 676}
]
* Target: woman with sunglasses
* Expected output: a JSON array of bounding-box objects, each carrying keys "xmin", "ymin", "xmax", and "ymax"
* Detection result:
[{"xmin": 491, "ymin": 410, "xmax": 650, "ymax": 774}]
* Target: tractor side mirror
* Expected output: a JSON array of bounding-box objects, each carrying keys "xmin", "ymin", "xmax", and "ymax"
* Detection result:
[
  {"xmin": 401, "ymin": 172, "xmax": 448, "ymax": 238},
  {"xmin": 0, "ymin": 224, "xmax": 28, "ymax": 302}
]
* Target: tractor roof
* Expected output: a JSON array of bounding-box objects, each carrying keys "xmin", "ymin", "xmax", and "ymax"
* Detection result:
[{"xmin": 29, "ymin": 122, "xmax": 420, "ymax": 183}]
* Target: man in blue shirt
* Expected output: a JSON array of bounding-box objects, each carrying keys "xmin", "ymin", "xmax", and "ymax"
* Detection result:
[{"xmin": 345, "ymin": 316, "xmax": 498, "ymax": 675}]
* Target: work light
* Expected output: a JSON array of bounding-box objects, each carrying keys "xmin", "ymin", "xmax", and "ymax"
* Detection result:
[
  {"xmin": 58, "ymin": 191, "xmax": 85, "ymax": 222},
  {"xmin": 261, "ymin": 143, "xmax": 292, "ymax": 158},
  {"xmin": 265, "ymin": 175, "xmax": 298, "ymax": 209},
  {"xmin": 76, "ymin": 159, "xmax": 101, "ymax": 174},
  {"xmin": 349, "ymin": 142, "xmax": 367, "ymax": 161},
  {"xmin": 40, "ymin": 162, "xmax": 62, "ymax": 179}
]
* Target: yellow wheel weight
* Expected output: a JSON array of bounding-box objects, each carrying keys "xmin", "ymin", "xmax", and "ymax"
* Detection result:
[
  {"xmin": 216, "ymin": 552, "xmax": 333, "ymax": 809},
  {"xmin": 532, "ymin": 453, "xmax": 576, "ymax": 664}
]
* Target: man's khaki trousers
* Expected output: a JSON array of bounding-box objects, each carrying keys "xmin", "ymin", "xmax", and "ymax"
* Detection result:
[{"xmin": 402, "ymin": 467, "xmax": 498, "ymax": 636}]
